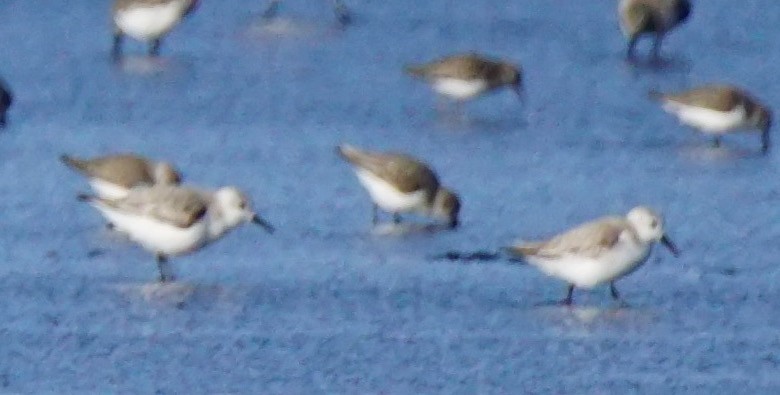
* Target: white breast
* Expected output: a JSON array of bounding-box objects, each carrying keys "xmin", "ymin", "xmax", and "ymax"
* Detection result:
[
  {"xmin": 354, "ymin": 169, "xmax": 427, "ymax": 213},
  {"xmin": 663, "ymin": 102, "xmax": 748, "ymax": 134},
  {"xmin": 93, "ymin": 205, "xmax": 209, "ymax": 256},
  {"xmin": 114, "ymin": 1, "xmax": 183, "ymax": 41},
  {"xmin": 432, "ymin": 78, "xmax": 488, "ymax": 100},
  {"xmin": 526, "ymin": 234, "xmax": 651, "ymax": 289},
  {"xmin": 89, "ymin": 179, "xmax": 132, "ymax": 200}
]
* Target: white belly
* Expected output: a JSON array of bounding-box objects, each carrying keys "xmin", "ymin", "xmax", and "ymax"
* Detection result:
[
  {"xmin": 433, "ymin": 78, "xmax": 488, "ymax": 100},
  {"xmin": 527, "ymin": 240, "xmax": 650, "ymax": 289},
  {"xmin": 89, "ymin": 179, "xmax": 132, "ymax": 200},
  {"xmin": 94, "ymin": 205, "xmax": 209, "ymax": 256},
  {"xmin": 115, "ymin": 1, "xmax": 183, "ymax": 41},
  {"xmin": 663, "ymin": 102, "xmax": 748, "ymax": 134},
  {"xmin": 354, "ymin": 169, "xmax": 427, "ymax": 213}
]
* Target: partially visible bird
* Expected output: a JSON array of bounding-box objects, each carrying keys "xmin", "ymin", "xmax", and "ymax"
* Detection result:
[
  {"xmin": 618, "ymin": 0, "xmax": 691, "ymax": 60},
  {"xmin": 261, "ymin": 0, "xmax": 351, "ymax": 26},
  {"xmin": 650, "ymin": 85, "xmax": 772, "ymax": 153},
  {"xmin": 337, "ymin": 144, "xmax": 460, "ymax": 229},
  {"xmin": 61, "ymin": 153, "xmax": 182, "ymax": 200},
  {"xmin": 112, "ymin": 0, "xmax": 200, "ymax": 59},
  {"xmin": 505, "ymin": 206, "xmax": 679, "ymax": 305},
  {"xmin": 78, "ymin": 184, "xmax": 274, "ymax": 282}
]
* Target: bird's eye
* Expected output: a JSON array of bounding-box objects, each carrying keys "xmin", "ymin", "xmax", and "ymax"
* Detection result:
[
  {"xmin": 238, "ymin": 201, "xmax": 247, "ymax": 209},
  {"xmin": 650, "ymin": 219, "xmax": 658, "ymax": 228}
]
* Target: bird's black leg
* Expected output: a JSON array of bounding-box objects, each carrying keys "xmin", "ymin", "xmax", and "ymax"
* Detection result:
[
  {"xmin": 626, "ymin": 36, "xmax": 638, "ymax": 61},
  {"xmin": 372, "ymin": 204, "xmax": 379, "ymax": 225},
  {"xmin": 651, "ymin": 34, "xmax": 665, "ymax": 62},
  {"xmin": 156, "ymin": 254, "xmax": 171, "ymax": 283},
  {"xmin": 149, "ymin": 39, "xmax": 162, "ymax": 57},
  {"xmin": 262, "ymin": 0, "xmax": 281, "ymax": 19},
  {"xmin": 111, "ymin": 32, "xmax": 123, "ymax": 61},
  {"xmin": 392, "ymin": 213, "xmax": 402, "ymax": 224},
  {"xmin": 0, "ymin": 112, "xmax": 6, "ymax": 128},
  {"xmin": 712, "ymin": 136, "xmax": 722, "ymax": 148},
  {"xmin": 332, "ymin": 0, "xmax": 351, "ymax": 25},
  {"xmin": 559, "ymin": 285, "xmax": 574, "ymax": 306},
  {"xmin": 610, "ymin": 282, "xmax": 621, "ymax": 301}
]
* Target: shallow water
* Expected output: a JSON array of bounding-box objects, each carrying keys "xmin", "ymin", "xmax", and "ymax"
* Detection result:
[{"xmin": 1, "ymin": 0, "xmax": 779, "ymax": 392}]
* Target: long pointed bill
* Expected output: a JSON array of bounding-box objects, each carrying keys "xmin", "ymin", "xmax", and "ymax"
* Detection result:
[
  {"xmin": 761, "ymin": 127, "xmax": 771, "ymax": 154},
  {"xmin": 660, "ymin": 234, "xmax": 679, "ymax": 257},
  {"xmin": 251, "ymin": 214, "xmax": 275, "ymax": 234}
]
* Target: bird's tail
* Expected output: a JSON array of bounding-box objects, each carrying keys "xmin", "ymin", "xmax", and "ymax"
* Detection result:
[
  {"xmin": 60, "ymin": 154, "xmax": 88, "ymax": 172},
  {"xmin": 404, "ymin": 64, "xmax": 428, "ymax": 78}
]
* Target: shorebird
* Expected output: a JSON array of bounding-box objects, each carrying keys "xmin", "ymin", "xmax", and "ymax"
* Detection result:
[
  {"xmin": 261, "ymin": 0, "xmax": 351, "ymax": 26},
  {"xmin": 78, "ymin": 185, "xmax": 274, "ymax": 282},
  {"xmin": 618, "ymin": 0, "xmax": 691, "ymax": 60},
  {"xmin": 61, "ymin": 153, "xmax": 182, "ymax": 200},
  {"xmin": 650, "ymin": 85, "xmax": 772, "ymax": 153},
  {"xmin": 505, "ymin": 206, "xmax": 679, "ymax": 305},
  {"xmin": 0, "ymin": 78, "xmax": 12, "ymax": 128},
  {"xmin": 405, "ymin": 53, "xmax": 522, "ymax": 105},
  {"xmin": 111, "ymin": 0, "xmax": 199, "ymax": 59},
  {"xmin": 337, "ymin": 144, "xmax": 460, "ymax": 229}
]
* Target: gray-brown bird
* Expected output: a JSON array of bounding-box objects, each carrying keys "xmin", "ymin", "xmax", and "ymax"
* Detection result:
[
  {"xmin": 337, "ymin": 144, "xmax": 460, "ymax": 228},
  {"xmin": 618, "ymin": 0, "xmax": 691, "ymax": 59},
  {"xmin": 61, "ymin": 153, "xmax": 183, "ymax": 199},
  {"xmin": 650, "ymin": 85, "xmax": 772, "ymax": 153},
  {"xmin": 112, "ymin": 0, "xmax": 199, "ymax": 59},
  {"xmin": 406, "ymin": 53, "xmax": 522, "ymax": 103}
]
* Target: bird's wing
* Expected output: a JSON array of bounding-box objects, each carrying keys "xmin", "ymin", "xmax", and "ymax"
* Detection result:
[
  {"xmin": 511, "ymin": 217, "xmax": 628, "ymax": 260},
  {"xmin": 106, "ymin": 186, "xmax": 208, "ymax": 228}
]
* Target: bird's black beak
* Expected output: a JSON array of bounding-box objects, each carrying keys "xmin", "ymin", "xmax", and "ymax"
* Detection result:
[
  {"xmin": 660, "ymin": 234, "xmax": 679, "ymax": 257},
  {"xmin": 761, "ymin": 127, "xmax": 771, "ymax": 155},
  {"xmin": 252, "ymin": 214, "xmax": 275, "ymax": 234}
]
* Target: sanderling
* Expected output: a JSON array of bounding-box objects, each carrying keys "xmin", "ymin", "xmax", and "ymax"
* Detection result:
[
  {"xmin": 61, "ymin": 153, "xmax": 182, "ymax": 200},
  {"xmin": 78, "ymin": 184, "xmax": 274, "ymax": 282},
  {"xmin": 405, "ymin": 53, "xmax": 522, "ymax": 104},
  {"xmin": 261, "ymin": 0, "xmax": 351, "ymax": 26},
  {"xmin": 0, "ymin": 78, "xmax": 12, "ymax": 128},
  {"xmin": 505, "ymin": 206, "xmax": 679, "ymax": 305},
  {"xmin": 650, "ymin": 85, "xmax": 772, "ymax": 153},
  {"xmin": 112, "ymin": 0, "xmax": 199, "ymax": 59},
  {"xmin": 619, "ymin": 0, "xmax": 691, "ymax": 60},
  {"xmin": 337, "ymin": 144, "xmax": 460, "ymax": 229}
]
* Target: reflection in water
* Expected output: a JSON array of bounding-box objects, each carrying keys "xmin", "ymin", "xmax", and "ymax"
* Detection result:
[
  {"xmin": 371, "ymin": 222, "xmax": 452, "ymax": 236},
  {"xmin": 679, "ymin": 144, "xmax": 765, "ymax": 162},
  {"xmin": 113, "ymin": 56, "xmax": 173, "ymax": 75},
  {"xmin": 532, "ymin": 303, "xmax": 659, "ymax": 330}
]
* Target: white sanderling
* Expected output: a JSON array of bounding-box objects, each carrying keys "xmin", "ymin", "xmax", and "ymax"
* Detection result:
[
  {"xmin": 78, "ymin": 184, "xmax": 274, "ymax": 282},
  {"xmin": 505, "ymin": 206, "xmax": 679, "ymax": 305}
]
